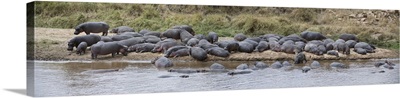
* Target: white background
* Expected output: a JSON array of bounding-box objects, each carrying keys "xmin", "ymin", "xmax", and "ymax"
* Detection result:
[{"xmin": 0, "ymin": 0, "xmax": 399, "ymax": 98}]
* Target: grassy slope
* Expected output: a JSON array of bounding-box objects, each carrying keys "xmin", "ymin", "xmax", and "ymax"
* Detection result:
[{"xmin": 33, "ymin": 1, "xmax": 400, "ymax": 49}]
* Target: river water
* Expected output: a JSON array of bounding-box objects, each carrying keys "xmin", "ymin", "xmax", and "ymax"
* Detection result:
[{"xmin": 29, "ymin": 59, "xmax": 399, "ymax": 97}]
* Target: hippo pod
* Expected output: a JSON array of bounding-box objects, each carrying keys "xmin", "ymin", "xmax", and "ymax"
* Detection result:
[
  {"xmin": 110, "ymin": 26, "xmax": 135, "ymax": 34},
  {"xmin": 90, "ymin": 41, "xmax": 128, "ymax": 59},
  {"xmin": 151, "ymin": 56, "xmax": 174, "ymax": 67},
  {"xmin": 67, "ymin": 34, "xmax": 101, "ymax": 51},
  {"xmin": 74, "ymin": 22, "xmax": 110, "ymax": 36}
]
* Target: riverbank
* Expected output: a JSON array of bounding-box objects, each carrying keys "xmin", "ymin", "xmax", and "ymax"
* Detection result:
[{"xmin": 30, "ymin": 28, "xmax": 399, "ymax": 61}]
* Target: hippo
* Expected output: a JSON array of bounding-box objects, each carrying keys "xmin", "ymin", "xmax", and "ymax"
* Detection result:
[
  {"xmin": 139, "ymin": 29, "xmax": 151, "ymax": 35},
  {"xmin": 300, "ymin": 31, "xmax": 326, "ymax": 41},
  {"xmin": 354, "ymin": 42, "xmax": 375, "ymax": 53},
  {"xmin": 327, "ymin": 50, "xmax": 339, "ymax": 57},
  {"xmin": 215, "ymin": 40, "xmax": 240, "ymax": 53},
  {"xmin": 210, "ymin": 63, "xmax": 225, "ymax": 70},
  {"xmin": 207, "ymin": 32, "xmax": 218, "ymax": 44},
  {"xmin": 172, "ymin": 25, "xmax": 195, "ymax": 35},
  {"xmin": 179, "ymin": 30, "xmax": 194, "ymax": 44},
  {"xmin": 67, "ymin": 34, "xmax": 101, "ymax": 51},
  {"xmin": 168, "ymin": 48, "xmax": 189, "ymax": 58},
  {"xmin": 339, "ymin": 33, "xmax": 358, "ymax": 41},
  {"xmin": 100, "ymin": 36, "xmax": 113, "ymax": 42},
  {"xmin": 336, "ymin": 42, "xmax": 350, "ymax": 55},
  {"xmin": 134, "ymin": 43, "xmax": 156, "ymax": 53},
  {"xmin": 73, "ymin": 22, "xmax": 109, "ymax": 36},
  {"xmin": 151, "ymin": 56, "xmax": 174, "ymax": 67},
  {"xmin": 143, "ymin": 35, "xmax": 161, "ymax": 44},
  {"xmin": 238, "ymin": 41, "xmax": 255, "ymax": 53},
  {"xmin": 152, "ymin": 40, "xmax": 180, "ymax": 53},
  {"xmin": 206, "ymin": 47, "xmax": 230, "ymax": 58},
  {"xmin": 186, "ymin": 38, "xmax": 199, "ymax": 47},
  {"xmin": 162, "ymin": 29, "xmax": 181, "ymax": 39},
  {"xmin": 269, "ymin": 41, "xmax": 282, "ymax": 52},
  {"xmin": 111, "ymin": 35, "xmax": 134, "ymax": 41},
  {"xmin": 282, "ymin": 61, "xmax": 292, "ymax": 66},
  {"xmin": 302, "ymin": 66, "xmax": 311, "ymax": 73},
  {"xmin": 168, "ymin": 69, "xmax": 208, "ymax": 74},
  {"xmin": 325, "ymin": 43, "xmax": 334, "ymax": 51},
  {"xmin": 234, "ymin": 33, "xmax": 247, "ymax": 41},
  {"xmin": 374, "ymin": 62, "xmax": 386, "ymax": 68},
  {"xmin": 163, "ymin": 46, "xmax": 188, "ymax": 57},
  {"xmin": 385, "ymin": 60, "xmax": 396, "ymax": 66},
  {"xmin": 304, "ymin": 43, "xmax": 319, "ymax": 54},
  {"xmin": 323, "ymin": 38, "xmax": 335, "ymax": 46},
  {"xmin": 143, "ymin": 32, "xmax": 161, "ymax": 38},
  {"xmin": 236, "ymin": 64, "xmax": 249, "ymax": 70},
  {"xmin": 189, "ymin": 47, "xmax": 208, "ymax": 61},
  {"xmin": 117, "ymin": 37, "xmax": 145, "ymax": 47},
  {"xmin": 382, "ymin": 64, "xmax": 394, "ymax": 69},
  {"xmin": 329, "ymin": 62, "xmax": 347, "ymax": 69},
  {"xmin": 254, "ymin": 41, "xmax": 269, "ymax": 52},
  {"xmin": 353, "ymin": 48, "xmax": 367, "ymax": 55},
  {"xmin": 271, "ymin": 61, "xmax": 283, "ymax": 69},
  {"xmin": 294, "ymin": 51, "xmax": 307, "ymax": 64},
  {"xmin": 310, "ymin": 61, "xmax": 321, "ymax": 69},
  {"xmin": 295, "ymin": 41, "xmax": 306, "ymax": 50},
  {"xmin": 117, "ymin": 32, "xmax": 143, "ymax": 37},
  {"xmin": 76, "ymin": 42, "xmax": 87, "ymax": 55},
  {"xmin": 280, "ymin": 41, "xmax": 296, "ymax": 54},
  {"xmin": 317, "ymin": 45, "xmax": 327, "ymax": 55},
  {"xmin": 345, "ymin": 40, "xmax": 357, "ymax": 48},
  {"xmin": 110, "ymin": 26, "xmax": 135, "ymax": 34},
  {"xmin": 278, "ymin": 34, "xmax": 306, "ymax": 44},
  {"xmin": 248, "ymin": 37, "xmax": 262, "ymax": 43},
  {"xmin": 254, "ymin": 61, "xmax": 268, "ymax": 69},
  {"xmin": 194, "ymin": 34, "xmax": 207, "ymax": 40},
  {"xmin": 261, "ymin": 34, "xmax": 283, "ymax": 41},
  {"xmin": 198, "ymin": 39, "xmax": 219, "ymax": 50},
  {"xmin": 227, "ymin": 70, "xmax": 252, "ymax": 76},
  {"xmin": 90, "ymin": 41, "xmax": 128, "ymax": 59}
]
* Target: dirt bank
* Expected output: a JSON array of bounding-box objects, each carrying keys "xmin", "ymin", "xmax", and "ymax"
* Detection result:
[{"xmin": 31, "ymin": 28, "xmax": 399, "ymax": 61}]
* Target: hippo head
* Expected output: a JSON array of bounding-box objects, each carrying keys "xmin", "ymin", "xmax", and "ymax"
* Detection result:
[
  {"xmin": 74, "ymin": 28, "xmax": 83, "ymax": 35},
  {"xmin": 110, "ymin": 28, "xmax": 118, "ymax": 33},
  {"xmin": 151, "ymin": 57, "xmax": 160, "ymax": 64},
  {"xmin": 67, "ymin": 42, "xmax": 74, "ymax": 51},
  {"xmin": 119, "ymin": 45, "xmax": 129, "ymax": 56}
]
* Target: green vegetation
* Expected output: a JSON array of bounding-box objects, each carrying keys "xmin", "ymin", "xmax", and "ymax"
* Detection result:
[{"xmin": 33, "ymin": 1, "xmax": 399, "ymax": 49}]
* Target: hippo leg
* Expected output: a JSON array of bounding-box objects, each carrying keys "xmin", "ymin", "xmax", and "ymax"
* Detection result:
[
  {"xmin": 112, "ymin": 53, "xmax": 116, "ymax": 57},
  {"xmin": 85, "ymin": 31, "xmax": 90, "ymax": 35},
  {"xmin": 91, "ymin": 53, "xmax": 97, "ymax": 59}
]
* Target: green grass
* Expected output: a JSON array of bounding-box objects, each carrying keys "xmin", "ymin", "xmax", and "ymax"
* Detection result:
[{"xmin": 33, "ymin": 1, "xmax": 399, "ymax": 49}]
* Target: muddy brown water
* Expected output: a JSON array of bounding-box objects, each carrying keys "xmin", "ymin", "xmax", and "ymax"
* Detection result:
[{"xmin": 29, "ymin": 59, "xmax": 399, "ymax": 97}]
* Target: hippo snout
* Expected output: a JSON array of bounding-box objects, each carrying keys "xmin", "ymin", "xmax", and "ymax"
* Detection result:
[{"xmin": 67, "ymin": 47, "xmax": 73, "ymax": 51}]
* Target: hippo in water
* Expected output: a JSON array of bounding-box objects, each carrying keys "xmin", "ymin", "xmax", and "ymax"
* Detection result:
[
  {"xmin": 207, "ymin": 32, "xmax": 218, "ymax": 44},
  {"xmin": 302, "ymin": 66, "xmax": 311, "ymax": 73},
  {"xmin": 300, "ymin": 31, "xmax": 326, "ymax": 41},
  {"xmin": 110, "ymin": 26, "xmax": 135, "ymax": 34},
  {"xmin": 339, "ymin": 33, "xmax": 358, "ymax": 41},
  {"xmin": 73, "ymin": 22, "xmax": 110, "ymax": 36},
  {"xmin": 76, "ymin": 42, "xmax": 87, "ymax": 55},
  {"xmin": 236, "ymin": 64, "xmax": 249, "ymax": 70},
  {"xmin": 210, "ymin": 63, "xmax": 225, "ymax": 70},
  {"xmin": 234, "ymin": 33, "xmax": 247, "ymax": 41},
  {"xmin": 310, "ymin": 61, "xmax": 321, "ymax": 69},
  {"xmin": 330, "ymin": 62, "xmax": 347, "ymax": 69},
  {"xmin": 189, "ymin": 47, "xmax": 208, "ymax": 61},
  {"xmin": 271, "ymin": 61, "xmax": 283, "ymax": 69},
  {"xmin": 151, "ymin": 56, "xmax": 174, "ymax": 67},
  {"xmin": 206, "ymin": 47, "xmax": 230, "ymax": 58},
  {"xmin": 227, "ymin": 70, "xmax": 252, "ymax": 76},
  {"xmin": 172, "ymin": 25, "xmax": 195, "ymax": 36},
  {"xmin": 90, "ymin": 41, "xmax": 128, "ymax": 59},
  {"xmin": 67, "ymin": 34, "xmax": 101, "ymax": 51}
]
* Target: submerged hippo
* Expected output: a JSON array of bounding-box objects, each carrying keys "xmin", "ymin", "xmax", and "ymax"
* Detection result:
[
  {"xmin": 76, "ymin": 42, "xmax": 87, "ymax": 55},
  {"xmin": 302, "ymin": 66, "xmax": 311, "ymax": 73},
  {"xmin": 73, "ymin": 22, "xmax": 110, "ymax": 36},
  {"xmin": 151, "ymin": 56, "xmax": 174, "ymax": 67},
  {"xmin": 236, "ymin": 64, "xmax": 249, "ymax": 70},
  {"xmin": 271, "ymin": 61, "xmax": 283, "ymax": 69},
  {"xmin": 254, "ymin": 61, "xmax": 268, "ymax": 69},
  {"xmin": 189, "ymin": 47, "xmax": 208, "ymax": 61},
  {"xmin": 90, "ymin": 41, "xmax": 128, "ymax": 59},
  {"xmin": 310, "ymin": 61, "xmax": 321, "ymax": 69},
  {"xmin": 110, "ymin": 26, "xmax": 135, "ymax": 34},
  {"xmin": 67, "ymin": 34, "xmax": 101, "ymax": 51},
  {"xmin": 330, "ymin": 62, "xmax": 347, "ymax": 69},
  {"xmin": 168, "ymin": 69, "xmax": 207, "ymax": 74},
  {"xmin": 227, "ymin": 70, "xmax": 252, "ymax": 76},
  {"xmin": 209, "ymin": 63, "xmax": 229, "ymax": 72}
]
